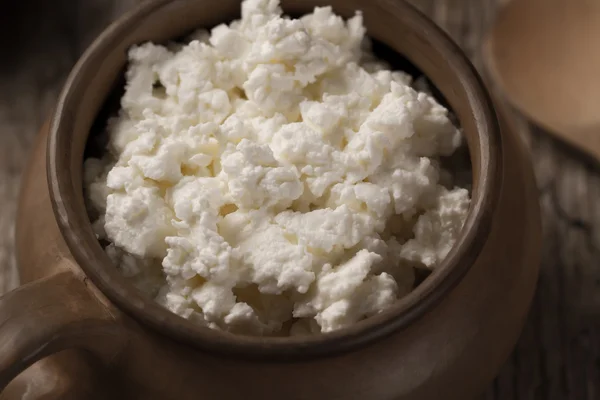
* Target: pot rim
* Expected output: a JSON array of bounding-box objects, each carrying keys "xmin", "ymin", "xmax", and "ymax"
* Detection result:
[{"xmin": 48, "ymin": 0, "xmax": 501, "ymax": 361}]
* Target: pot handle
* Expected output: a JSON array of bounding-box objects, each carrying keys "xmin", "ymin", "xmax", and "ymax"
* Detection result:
[{"xmin": 0, "ymin": 270, "xmax": 127, "ymax": 392}]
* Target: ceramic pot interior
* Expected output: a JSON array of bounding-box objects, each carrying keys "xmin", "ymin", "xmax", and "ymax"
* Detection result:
[{"xmin": 49, "ymin": 0, "xmax": 500, "ymax": 359}]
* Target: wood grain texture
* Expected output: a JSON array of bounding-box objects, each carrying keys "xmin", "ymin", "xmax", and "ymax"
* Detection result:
[{"xmin": 0, "ymin": 0, "xmax": 597, "ymax": 398}]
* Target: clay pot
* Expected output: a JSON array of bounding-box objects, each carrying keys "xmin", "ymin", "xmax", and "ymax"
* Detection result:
[{"xmin": 0, "ymin": 0, "xmax": 541, "ymax": 399}]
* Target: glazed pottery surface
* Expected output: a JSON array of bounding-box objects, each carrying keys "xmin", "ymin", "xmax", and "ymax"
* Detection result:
[{"xmin": 0, "ymin": 0, "xmax": 541, "ymax": 399}]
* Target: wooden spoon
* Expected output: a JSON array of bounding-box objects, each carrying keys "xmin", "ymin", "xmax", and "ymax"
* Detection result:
[{"xmin": 484, "ymin": 0, "xmax": 600, "ymax": 159}]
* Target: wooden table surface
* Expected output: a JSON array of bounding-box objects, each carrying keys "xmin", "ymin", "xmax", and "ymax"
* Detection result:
[{"xmin": 0, "ymin": 0, "xmax": 598, "ymax": 398}]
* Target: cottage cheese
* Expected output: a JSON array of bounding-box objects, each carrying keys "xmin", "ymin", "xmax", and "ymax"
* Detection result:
[{"xmin": 84, "ymin": 0, "xmax": 471, "ymax": 336}]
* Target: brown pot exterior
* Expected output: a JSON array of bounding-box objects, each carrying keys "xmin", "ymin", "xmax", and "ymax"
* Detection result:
[
  {"xmin": 2, "ymin": 0, "xmax": 541, "ymax": 399},
  {"xmin": 6, "ymin": 102, "xmax": 540, "ymax": 400}
]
